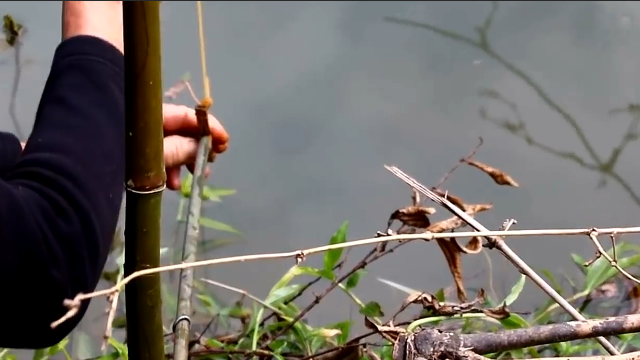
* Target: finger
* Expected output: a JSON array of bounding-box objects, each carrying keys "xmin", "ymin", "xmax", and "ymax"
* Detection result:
[
  {"xmin": 164, "ymin": 135, "xmax": 198, "ymax": 168},
  {"xmin": 166, "ymin": 167, "xmax": 181, "ymax": 190},
  {"xmin": 162, "ymin": 103, "xmax": 229, "ymax": 151}
]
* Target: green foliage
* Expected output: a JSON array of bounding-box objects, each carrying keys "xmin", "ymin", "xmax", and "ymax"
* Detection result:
[
  {"xmin": 6, "ymin": 179, "xmax": 639, "ymax": 360},
  {"xmin": 6, "ymin": 207, "xmax": 640, "ymax": 359}
]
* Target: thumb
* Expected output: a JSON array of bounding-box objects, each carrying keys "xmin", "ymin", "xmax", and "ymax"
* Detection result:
[{"xmin": 163, "ymin": 135, "xmax": 198, "ymax": 168}]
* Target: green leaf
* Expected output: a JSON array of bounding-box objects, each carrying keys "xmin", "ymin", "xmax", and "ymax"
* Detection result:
[
  {"xmin": 585, "ymin": 249, "xmax": 640, "ymax": 292},
  {"xmin": 32, "ymin": 349, "xmax": 47, "ymax": 360},
  {"xmin": 324, "ymin": 221, "xmax": 349, "ymax": 272},
  {"xmin": 269, "ymin": 265, "xmax": 304, "ymax": 296},
  {"xmin": 196, "ymin": 294, "xmax": 219, "ymax": 314},
  {"xmin": 47, "ymin": 338, "xmax": 68, "ymax": 357},
  {"xmin": 434, "ymin": 288, "xmax": 446, "ymax": 302},
  {"xmin": 296, "ymin": 266, "xmax": 335, "ymax": 281},
  {"xmin": 179, "ymin": 174, "xmax": 236, "ymax": 202},
  {"xmin": 345, "ymin": 269, "xmax": 366, "ymax": 290},
  {"xmin": 199, "ymin": 217, "xmax": 241, "ymax": 234},
  {"xmin": 570, "ymin": 253, "xmax": 588, "ymax": 274},
  {"xmin": 498, "ymin": 313, "xmax": 529, "ymax": 329},
  {"xmin": 108, "ymin": 338, "xmax": 129, "ymax": 360},
  {"xmin": 541, "ymin": 269, "xmax": 562, "ymax": 292},
  {"xmin": 181, "ymin": 72, "xmax": 191, "ymax": 81},
  {"xmin": 265, "ymin": 284, "xmax": 303, "ymax": 305},
  {"xmin": 95, "ymin": 353, "xmax": 120, "ymax": 360},
  {"xmin": 180, "ymin": 174, "xmax": 193, "ymax": 198},
  {"xmin": 326, "ymin": 320, "xmax": 351, "ymax": 345},
  {"xmin": 359, "ymin": 301, "xmax": 384, "ymax": 317},
  {"xmin": 503, "ymin": 274, "xmax": 526, "ymax": 306},
  {"xmin": 202, "ymin": 186, "xmax": 237, "ymax": 202}
]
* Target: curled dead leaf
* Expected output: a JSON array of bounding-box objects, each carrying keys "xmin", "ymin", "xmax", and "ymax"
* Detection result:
[
  {"xmin": 436, "ymin": 238, "xmax": 467, "ymax": 302},
  {"xmin": 363, "ymin": 317, "xmax": 404, "ymax": 343},
  {"xmin": 432, "ymin": 188, "xmax": 467, "ymax": 211},
  {"xmin": 403, "ymin": 292, "xmax": 437, "ymax": 308},
  {"xmin": 388, "ymin": 206, "xmax": 436, "ymax": 230},
  {"xmin": 474, "ymin": 288, "xmax": 486, "ymax": 303},
  {"xmin": 425, "ymin": 204, "xmax": 492, "ymax": 234},
  {"xmin": 465, "ymin": 203, "xmax": 493, "ymax": 214},
  {"xmin": 464, "ymin": 159, "xmax": 520, "ymax": 187},
  {"xmin": 453, "ymin": 236, "xmax": 483, "ymax": 254},
  {"xmin": 364, "ymin": 316, "xmax": 377, "ymax": 331},
  {"xmin": 482, "ymin": 303, "xmax": 511, "ymax": 320}
]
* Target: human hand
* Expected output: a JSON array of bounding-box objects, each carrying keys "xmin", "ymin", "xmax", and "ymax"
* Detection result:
[{"xmin": 163, "ymin": 103, "xmax": 229, "ymax": 190}]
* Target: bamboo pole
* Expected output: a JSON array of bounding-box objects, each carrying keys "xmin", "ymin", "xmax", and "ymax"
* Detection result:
[
  {"xmin": 123, "ymin": 3, "xmax": 166, "ymax": 360},
  {"xmin": 173, "ymin": 3, "xmax": 213, "ymax": 358}
]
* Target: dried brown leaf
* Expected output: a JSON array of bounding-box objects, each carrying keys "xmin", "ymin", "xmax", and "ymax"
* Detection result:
[
  {"xmin": 364, "ymin": 316, "xmax": 377, "ymax": 331},
  {"xmin": 432, "ymin": 188, "xmax": 467, "ymax": 210},
  {"xmin": 436, "ymin": 238, "xmax": 467, "ymax": 303},
  {"xmin": 403, "ymin": 292, "xmax": 437, "ymax": 308},
  {"xmin": 474, "ymin": 288, "xmax": 487, "ymax": 303},
  {"xmin": 453, "ymin": 236, "xmax": 483, "ymax": 254},
  {"xmin": 465, "ymin": 203, "xmax": 493, "ymax": 214},
  {"xmin": 464, "ymin": 159, "xmax": 520, "ymax": 187},
  {"xmin": 482, "ymin": 303, "xmax": 511, "ymax": 320},
  {"xmin": 425, "ymin": 204, "xmax": 492, "ymax": 234},
  {"xmin": 363, "ymin": 317, "xmax": 404, "ymax": 344},
  {"xmin": 388, "ymin": 206, "xmax": 436, "ymax": 230}
]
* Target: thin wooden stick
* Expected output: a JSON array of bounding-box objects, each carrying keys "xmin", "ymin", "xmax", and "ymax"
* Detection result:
[
  {"xmin": 172, "ymin": 2, "xmax": 213, "ymax": 359},
  {"xmin": 50, "ymin": 223, "xmax": 640, "ymax": 329}
]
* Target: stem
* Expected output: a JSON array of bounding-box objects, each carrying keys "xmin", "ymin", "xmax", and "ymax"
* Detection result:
[
  {"xmin": 173, "ymin": 109, "xmax": 212, "ymax": 359},
  {"xmin": 174, "ymin": 3, "xmax": 213, "ymax": 358},
  {"xmin": 123, "ymin": 3, "xmax": 165, "ymax": 360}
]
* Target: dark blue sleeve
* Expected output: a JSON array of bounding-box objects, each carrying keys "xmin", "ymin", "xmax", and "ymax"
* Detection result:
[
  {"xmin": 0, "ymin": 131, "xmax": 21, "ymax": 175},
  {"xmin": 0, "ymin": 35, "xmax": 124, "ymax": 349}
]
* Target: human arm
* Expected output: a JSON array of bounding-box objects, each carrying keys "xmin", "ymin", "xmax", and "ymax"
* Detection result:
[
  {"xmin": 0, "ymin": 131, "xmax": 21, "ymax": 175},
  {"xmin": 0, "ymin": 3, "xmax": 125, "ymax": 349}
]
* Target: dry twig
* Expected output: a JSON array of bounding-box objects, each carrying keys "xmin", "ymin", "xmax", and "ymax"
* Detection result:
[
  {"xmin": 384, "ymin": 165, "xmax": 621, "ymax": 355},
  {"xmin": 50, "ymin": 225, "xmax": 640, "ymax": 329}
]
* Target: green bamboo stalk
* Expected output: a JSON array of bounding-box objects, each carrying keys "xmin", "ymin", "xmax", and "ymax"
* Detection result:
[
  {"xmin": 173, "ymin": 105, "xmax": 212, "ymax": 360},
  {"xmin": 123, "ymin": 3, "xmax": 165, "ymax": 360}
]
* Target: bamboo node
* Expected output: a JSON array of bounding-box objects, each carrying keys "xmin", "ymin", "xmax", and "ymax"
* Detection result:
[
  {"xmin": 125, "ymin": 181, "xmax": 166, "ymax": 194},
  {"xmin": 172, "ymin": 315, "xmax": 191, "ymax": 333}
]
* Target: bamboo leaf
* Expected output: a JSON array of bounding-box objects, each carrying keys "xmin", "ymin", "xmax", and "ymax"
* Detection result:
[
  {"xmin": 202, "ymin": 186, "xmax": 236, "ymax": 202},
  {"xmin": 269, "ymin": 265, "xmax": 304, "ymax": 295},
  {"xmin": 265, "ymin": 284, "xmax": 304, "ymax": 305},
  {"xmin": 324, "ymin": 221, "xmax": 348, "ymax": 272},
  {"xmin": 199, "ymin": 217, "xmax": 241, "ymax": 234},
  {"xmin": 503, "ymin": 274, "xmax": 526, "ymax": 306},
  {"xmin": 359, "ymin": 301, "xmax": 384, "ymax": 317},
  {"xmin": 180, "ymin": 174, "xmax": 236, "ymax": 202},
  {"xmin": 345, "ymin": 269, "xmax": 366, "ymax": 290}
]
